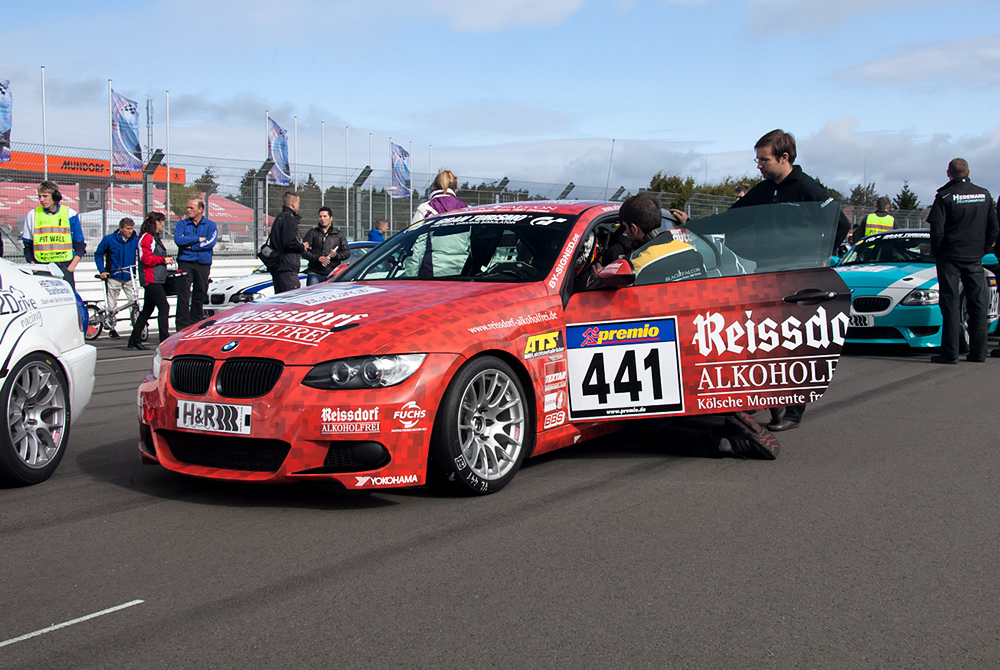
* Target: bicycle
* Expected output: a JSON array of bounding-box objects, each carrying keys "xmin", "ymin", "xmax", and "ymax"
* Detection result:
[{"xmin": 84, "ymin": 265, "xmax": 148, "ymax": 342}]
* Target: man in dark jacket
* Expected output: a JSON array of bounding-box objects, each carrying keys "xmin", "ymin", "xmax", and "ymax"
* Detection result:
[
  {"xmin": 94, "ymin": 217, "xmax": 139, "ymax": 339},
  {"xmin": 926, "ymin": 158, "xmax": 999, "ymax": 363},
  {"xmin": 268, "ymin": 192, "xmax": 308, "ymax": 294},
  {"xmin": 302, "ymin": 206, "xmax": 350, "ymax": 285}
]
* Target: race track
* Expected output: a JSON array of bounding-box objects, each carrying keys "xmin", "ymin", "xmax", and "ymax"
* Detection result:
[{"xmin": 2, "ymin": 338, "xmax": 997, "ymax": 669}]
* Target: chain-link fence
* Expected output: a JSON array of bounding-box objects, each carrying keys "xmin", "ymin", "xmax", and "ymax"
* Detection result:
[{"xmin": 1, "ymin": 141, "xmax": 931, "ymax": 263}]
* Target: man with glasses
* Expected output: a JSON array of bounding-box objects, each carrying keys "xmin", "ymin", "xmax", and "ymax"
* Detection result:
[{"xmin": 734, "ymin": 129, "xmax": 850, "ymax": 430}]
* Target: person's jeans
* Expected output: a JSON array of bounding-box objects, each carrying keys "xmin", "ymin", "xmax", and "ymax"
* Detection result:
[{"xmin": 306, "ymin": 272, "xmax": 329, "ymax": 286}]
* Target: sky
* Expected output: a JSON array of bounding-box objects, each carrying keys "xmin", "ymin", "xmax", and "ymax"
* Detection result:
[{"xmin": 2, "ymin": 0, "xmax": 1000, "ymax": 206}]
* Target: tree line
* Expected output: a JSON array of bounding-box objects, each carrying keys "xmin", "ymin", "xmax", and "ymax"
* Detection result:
[{"xmin": 648, "ymin": 172, "xmax": 921, "ymax": 211}]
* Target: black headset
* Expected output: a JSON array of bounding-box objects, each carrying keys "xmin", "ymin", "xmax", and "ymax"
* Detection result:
[{"xmin": 39, "ymin": 180, "xmax": 62, "ymax": 203}]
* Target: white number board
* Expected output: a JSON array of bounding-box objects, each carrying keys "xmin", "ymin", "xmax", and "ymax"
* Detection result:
[{"xmin": 566, "ymin": 318, "xmax": 683, "ymax": 419}]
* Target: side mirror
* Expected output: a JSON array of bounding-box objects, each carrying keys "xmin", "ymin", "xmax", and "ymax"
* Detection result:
[
  {"xmin": 598, "ymin": 259, "xmax": 635, "ymax": 288},
  {"xmin": 828, "ymin": 256, "xmax": 841, "ymax": 267},
  {"xmin": 982, "ymin": 253, "xmax": 998, "ymax": 266}
]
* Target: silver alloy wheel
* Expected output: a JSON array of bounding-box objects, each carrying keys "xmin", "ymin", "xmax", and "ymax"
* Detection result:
[
  {"xmin": 7, "ymin": 361, "xmax": 68, "ymax": 469},
  {"xmin": 456, "ymin": 368, "xmax": 526, "ymax": 481}
]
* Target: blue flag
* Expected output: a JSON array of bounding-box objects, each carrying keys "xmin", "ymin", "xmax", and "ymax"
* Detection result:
[
  {"xmin": 111, "ymin": 89, "xmax": 142, "ymax": 172},
  {"xmin": 0, "ymin": 79, "xmax": 11, "ymax": 163},
  {"xmin": 391, "ymin": 142, "xmax": 410, "ymax": 198},
  {"xmin": 267, "ymin": 117, "xmax": 291, "ymax": 186}
]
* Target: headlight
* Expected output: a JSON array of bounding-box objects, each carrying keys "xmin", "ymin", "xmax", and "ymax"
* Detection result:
[
  {"xmin": 303, "ymin": 354, "xmax": 426, "ymax": 389},
  {"xmin": 231, "ymin": 293, "xmax": 261, "ymax": 303},
  {"xmin": 151, "ymin": 347, "xmax": 163, "ymax": 380},
  {"xmin": 901, "ymin": 288, "xmax": 939, "ymax": 305}
]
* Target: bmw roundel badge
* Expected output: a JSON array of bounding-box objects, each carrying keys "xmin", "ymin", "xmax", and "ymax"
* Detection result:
[{"xmin": 221, "ymin": 340, "xmax": 239, "ymax": 352}]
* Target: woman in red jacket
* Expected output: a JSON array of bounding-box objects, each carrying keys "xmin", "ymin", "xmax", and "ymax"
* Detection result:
[{"xmin": 128, "ymin": 212, "xmax": 174, "ymax": 350}]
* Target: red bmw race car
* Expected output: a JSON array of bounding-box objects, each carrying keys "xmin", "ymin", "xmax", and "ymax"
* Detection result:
[{"xmin": 137, "ymin": 200, "xmax": 850, "ymax": 495}]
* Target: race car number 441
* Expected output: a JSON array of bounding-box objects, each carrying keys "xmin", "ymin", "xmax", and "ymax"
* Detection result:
[
  {"xmin": 566, "ymin": 318, "xmax": 683, "ymax": 419},
  {"xmin": 177, "ymin": 400, "xmax": 253, "ymax": 435}
]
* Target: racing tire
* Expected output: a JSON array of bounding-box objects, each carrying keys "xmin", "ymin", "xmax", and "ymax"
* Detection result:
[
  {"xmin": 130, "ymin": 303, "xmax": 149, "ymax": 342},
  {"xmin": 84, "ymin": 303, "xmax": 103, "ymax": 341},
  {"xmin": 0, "ymin": 354, "xmax": 71, "ymax": 486},
  {"xmin": 429, "ymin": 356, "xmax": 532, "ymax": 496}
]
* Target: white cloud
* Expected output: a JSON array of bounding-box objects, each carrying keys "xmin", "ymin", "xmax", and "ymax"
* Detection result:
[
  {"xmin": 428, "ymin": 0, "xmax": 584, "ymax": 32},
  {"xmin": 747, "ymin": 0, "xmax": 939, "ymax": 34},
  {"xmin": 831, "ymin": 35, "xmax": 1000, "ymax": 87}
]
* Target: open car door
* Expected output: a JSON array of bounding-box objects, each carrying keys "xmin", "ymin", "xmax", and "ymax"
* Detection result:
[{"xmin": 562, "ymin": 200, "xmax": 850, "ymax": 420}]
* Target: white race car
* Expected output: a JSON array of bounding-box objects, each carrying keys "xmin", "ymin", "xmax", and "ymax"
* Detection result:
[
  {"xmin": 203, "ymin": 241, "xmax": 378, "ymax": 317},
  {"xmin": 0, "ymin": 259, "xmax": 97, "ymax": 485}
]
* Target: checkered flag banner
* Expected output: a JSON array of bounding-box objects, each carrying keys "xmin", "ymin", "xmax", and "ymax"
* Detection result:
[{"xmin": 111, "ymin": 88, "xmax": 142, "ymax": 172}]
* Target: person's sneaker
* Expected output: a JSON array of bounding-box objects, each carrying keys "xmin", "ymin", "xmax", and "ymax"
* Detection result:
[
  {"xmin": 724, "ymin": 411, "xmax": 779, "ymax": 460},
  {"xmin": 990, "ymin": 349, "xmax": 1000, "ymax": 358},
  {"xmin": 930, "ymin": 355, "xmax": 958, "ymax": 364},
  {"xmin": 107, "ymin": 329, "xmax": 120, "ymax": 339},
  {"xmin": 966, "ymin": 355, "xmax": 986, "ymax": 363}
]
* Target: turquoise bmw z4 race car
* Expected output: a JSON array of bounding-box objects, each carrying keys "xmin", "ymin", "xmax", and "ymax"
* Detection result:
[{"xmin": 833, "ymin": 229, "xmax": 999, "ymax": 348}]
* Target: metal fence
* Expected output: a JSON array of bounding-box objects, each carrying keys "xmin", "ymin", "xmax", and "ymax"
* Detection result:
[
  {"xmin": 0, "ymin": 142, "xmax": 643, "ymax": 261},
  {"xmin": 1, "ymin": 141, "xmax": 930, "ymax": 262}
]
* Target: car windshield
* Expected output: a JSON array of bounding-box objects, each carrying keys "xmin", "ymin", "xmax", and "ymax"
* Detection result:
[
  {"xmin": 840, "ymin": 232, "xmax": 933, "ymax": 265},
  {"xmin": 630, "ymin": 200, "xmax": 844, "ymax": 285},
  {"xmin": 339, "ymin": 211, "xmax": 579, "ymax": 282}
]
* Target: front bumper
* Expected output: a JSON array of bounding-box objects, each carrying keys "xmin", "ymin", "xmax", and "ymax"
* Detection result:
[{"xmin": 137, "ymin": 352, "xmax": 463, "ymax": 491}]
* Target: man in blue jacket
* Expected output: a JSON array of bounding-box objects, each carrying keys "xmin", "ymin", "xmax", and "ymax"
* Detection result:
[
  {"xmin": 94, "ymin": 217, "xmax": 139, "ymax": 339},
  {"xmin": 173, "ymin": 197, "xmax": 217, "ymax": 328}
]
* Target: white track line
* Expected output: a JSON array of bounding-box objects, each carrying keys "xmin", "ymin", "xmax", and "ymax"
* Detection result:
[{"xmin": 0, "ymin": 599, "xmax": 144, "ymax": 649}]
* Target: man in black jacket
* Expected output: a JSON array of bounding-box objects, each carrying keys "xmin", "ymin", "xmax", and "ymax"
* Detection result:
[
  {"xmin": 926, "ymin": 158, "xmax": 999, "ymax": 363},
  {"xmin": 302, "ymin": 206, "xmax": 351, "ymax": 285},
  {"xmin": 268, "ymin": 192, "xmax": 308, "ymax": 294}
]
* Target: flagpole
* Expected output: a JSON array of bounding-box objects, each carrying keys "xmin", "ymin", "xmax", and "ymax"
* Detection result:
[
  {"xmin": 40, "ymin": 66, "xmax": 48, "ymax": 180},
  {"xmin": 388, "ymin": 137, "xmax": 393, "ymax": 228},
  {"xmin": 320, "ymin": 121, "xmax": 325, "ymax": 206},
  {"xmin": 165, "ymin": 90, "xmax": 170, "ymax": 224},
  {"xmin": 293, "ymin": 115, "xmax": 297, "ymax": 188},
  {"xmin": 368, "ymin": 133, "xmax": 373, "ymax": 228},
  {"xmin": 409, "ymin": 141, "xmax": 413, "ymax": 222},
  {"xmin": 345, "ymin": 126, "xmax": 349, "ymax": 237},
  {"xmin": 108, "ymin": 80, "xmax": 114, "ymax": 238},
  {"xmin": 265, "ymin": 110, "xmax": 269, "ymax": 224}
]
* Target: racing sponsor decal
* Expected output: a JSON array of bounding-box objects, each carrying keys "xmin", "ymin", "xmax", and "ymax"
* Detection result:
[
  {"xmin": 468, "ymin": 310, "xmax": 558, "ymax": 334},
  {"xmin": 265, "ymin": 284, "xmax": 385, "ymax": 306},
  {"xmin": 989, "ymin": 275, "xmax": 999, "ymax": 319},
  {"xmin": 543, "ymin": 411, "xmax": 566, "ymax": 429},
  {"xmin": 355, "ymin": 474, "xmax": 419, "ymax": 487},
  {"xmin": 543, "ymin": 358, "xmax": 567, "ymax": 392},
  {"xmin": 548, "ymin": 232, "xmax": 581, "ymax": 289},
  {"xmin": 878, "ymin": 231, "xmax": 930, "ymax": 240},
  {"xmin": 37, "ymin": 279, "xmax": 74, "ymax": 300},
  {"xmin": 524, "ymin": 331, "xmax": 564, "ymax": 359},
  {"xmin": 321, "ymin": 407, "xmax": 380, "ymax": 434},
  {"xmin": 17, "ymin": 311, "xmax": 43, "ymax": 330},
  {"xmin": 392, "ymin": 401, "xmax": 428, "ymax": 432},
  {"xmin": 566, "ymin": 318, "xmax": 683, "ymax": 419},
  {"xmin": 691, "ymin": 307, "xmax": 849, "ymax": 357},
  {"xmin": 188, "ymin": 308, "xmax": 368, "ymax": 346},
  {"xmin": 176, "ymin": 400, "xmax": 252, "ymax": 435},
  {"xmin": 835, "ymin": 265, "xmax": 896, "ymax": 273},
  {"xmin": 544, "ymin": 389, "xmax": 566, "ymax": 412},
  {"xmin": 694, "ymin": 356, "xmax": 838, "ymax": 410},
  {"xmin": 0, "ymin": 286, "xmax": 37, "ymax": 316}
]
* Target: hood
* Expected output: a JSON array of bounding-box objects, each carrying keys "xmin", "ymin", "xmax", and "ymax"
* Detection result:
[
  {"xmin": 165, "ymin": 280, "xmax": 549, "ymax": 361},
  {"xmin": 835, "ymin": 263, "xmax": 937, "ymax": 291}
]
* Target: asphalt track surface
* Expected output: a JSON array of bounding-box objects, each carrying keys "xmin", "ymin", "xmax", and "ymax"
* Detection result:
[{"xmin": 2, "ymin": 337, "xmax": 998, "ymax": 669}]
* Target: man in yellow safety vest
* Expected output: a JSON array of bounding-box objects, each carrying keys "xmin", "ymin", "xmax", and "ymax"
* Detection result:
[
  {"xmin": 864, "ymin": 197, "xmax": 894, "ymax": 237},
  {"xmin": 21, "ymin": 181, "xmax": 87, "ymax": 289}
]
